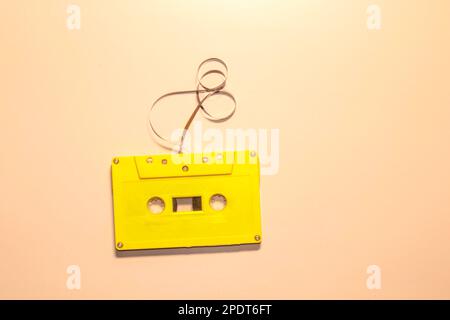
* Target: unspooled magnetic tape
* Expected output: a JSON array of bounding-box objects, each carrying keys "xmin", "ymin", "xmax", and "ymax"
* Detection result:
[{"xmin": 111, "ymin": 59, "xmax": 262, "ymax": 250}]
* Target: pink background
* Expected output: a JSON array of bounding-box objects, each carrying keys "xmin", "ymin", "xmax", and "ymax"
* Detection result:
[{"xmin": 1, "ymin": 0, "xmax": 449, "ymax": 298}]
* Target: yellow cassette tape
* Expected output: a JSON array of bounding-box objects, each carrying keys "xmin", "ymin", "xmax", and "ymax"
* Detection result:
[{"xmin": 111, "ymin": 150, "xmax": 262, "ymax": 250}]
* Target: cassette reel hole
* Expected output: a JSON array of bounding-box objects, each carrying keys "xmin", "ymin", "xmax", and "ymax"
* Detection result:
[
  {"xmin": 147, "ymin": 197, "xmax": 165, "ymax": 214},
  {"xmin": 210, "ymin": 194, "xmax": 227, "ymax": 211}
]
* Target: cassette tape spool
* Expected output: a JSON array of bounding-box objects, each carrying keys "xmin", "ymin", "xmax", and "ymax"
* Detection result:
[{"xmin": 111, "ymin": 150, "xmax": 262, "ymax": 250}]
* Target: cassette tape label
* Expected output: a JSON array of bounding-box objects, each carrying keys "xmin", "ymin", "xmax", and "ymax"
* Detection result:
[{"xmin": 111, "ymin": 150, "xmax": 262, "ymax": 250}]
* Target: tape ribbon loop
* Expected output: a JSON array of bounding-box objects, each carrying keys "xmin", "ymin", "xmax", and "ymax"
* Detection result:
[{"xmin": 149, "ymin": 58, "xmax": 236, "ymax": 152}]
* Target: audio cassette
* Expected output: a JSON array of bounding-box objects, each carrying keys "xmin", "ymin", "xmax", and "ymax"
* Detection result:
[{"xmin": 111, "ymin": 150, "xmax": 262, "ymax": 250}]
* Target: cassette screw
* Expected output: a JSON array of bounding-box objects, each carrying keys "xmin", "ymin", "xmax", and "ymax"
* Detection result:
[
  {"xmin": 161, "ymin": 159, "xmax": 168, "ymax": 165},
  {"xmin": 182, "ymin": 165, "xmax": 189, "ymax": 172},
  {"xmin": 250, "ymin": 151, "xmax": 257, "ymax": 157},
  {"xmin": 117, "ymin": 242, "xmax": 123, "ymax": 248},
  {"xmin": 254, "ymin": 235, "xmax": 261, "ymax": 241},
  {"xmin": 202, "ymin": 157, "xmax": 209, "ymax": 163},
  {"xmin": 113, "ymin": 158, "xmax": 119, "ymax": 164},
  {"xmin": 146, "ymin": 157, "xmax": 153, "ymax": 163}
]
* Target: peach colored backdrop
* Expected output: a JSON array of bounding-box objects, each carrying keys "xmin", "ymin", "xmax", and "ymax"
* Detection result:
[{"xmin": 1, "ymin": 0, "xmax": 449, "ymax": 299}]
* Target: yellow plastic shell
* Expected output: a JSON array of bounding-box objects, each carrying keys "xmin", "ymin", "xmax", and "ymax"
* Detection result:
[{"xmin": 111, "ymin": 150, "xmax": 262, "ymax": 250}]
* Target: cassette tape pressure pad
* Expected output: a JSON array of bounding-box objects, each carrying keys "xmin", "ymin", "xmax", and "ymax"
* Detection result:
[{"xmin": 111, "ymin": 150, "xmax": 262, "ymax": 250}]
